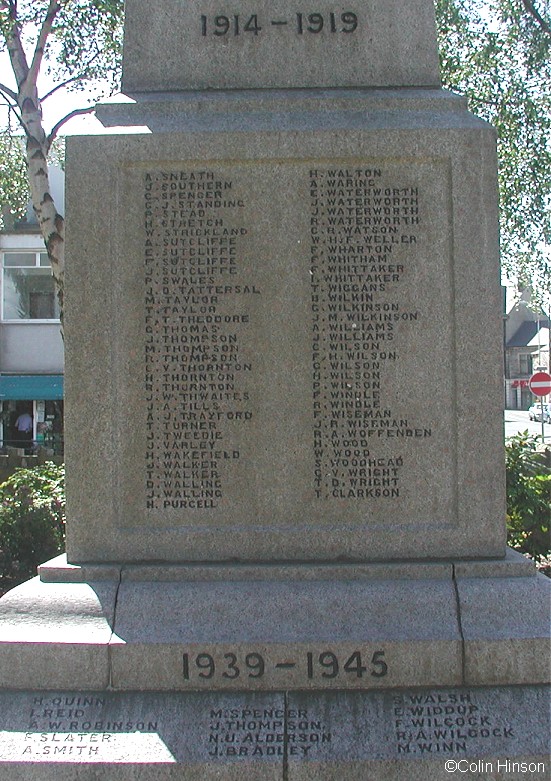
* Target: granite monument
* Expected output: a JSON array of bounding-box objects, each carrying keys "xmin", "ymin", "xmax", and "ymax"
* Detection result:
[{"xmin": 0, "ymin": 0, "xmax": 549, "ymax": 777}]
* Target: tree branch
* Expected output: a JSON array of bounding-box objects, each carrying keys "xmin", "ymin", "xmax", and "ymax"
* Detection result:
[
  {"xmin": 0, "ymin": 81, "xmax": 17, "ymax": 102},
  {"xmin": 28, "ymin": 0, "xmax": 61, "ymax": 87},
  {"xmin": 0, "ymin": 2, "xmax": 16, "ymax": 16},
  {"xmin": 0, "ymin": 97, "xmax": 23, "ymax": 132},
  {"xmin": 521, "ymin": 0, "xmax": 551, "ymax": 36},
  {"xmin": 47, "ymin": 106, "xmax": 94, "ymax": 144},
  {"xmin": 40, "ymin": 49, "xmax": 102, "ymax": 102},
  {"xmin": 40, "ymin": 73, "xmax": 84, "ymax": 102},
  {"xmin": 3, "ymin": 3, "xmax": 30, "ymax": 88}
]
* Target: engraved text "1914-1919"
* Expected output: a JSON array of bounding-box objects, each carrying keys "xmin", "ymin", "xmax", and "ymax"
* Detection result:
[{"xmin": 200, "ymin": 12, "xmax": 359, "ymax": 37}]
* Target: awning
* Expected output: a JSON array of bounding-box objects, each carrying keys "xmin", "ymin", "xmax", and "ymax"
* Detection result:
[{"xmin": 0, "ymin": 375, "xmax": 64, "ymax": 400}]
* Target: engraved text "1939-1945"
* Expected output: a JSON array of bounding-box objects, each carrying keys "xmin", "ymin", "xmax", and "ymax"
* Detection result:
[{"xmin": 182, "ymin": 649, "xmax": 388, "ymax": 683}]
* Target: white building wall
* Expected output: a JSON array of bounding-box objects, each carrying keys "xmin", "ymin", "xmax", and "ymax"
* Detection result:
[
  {"xmin": 0, "ymin": 192, "xmax": 64, "ymax": 375},
  {"xmin": 0, "ymin": 323, "xmax": 63, "ymax": 373}
]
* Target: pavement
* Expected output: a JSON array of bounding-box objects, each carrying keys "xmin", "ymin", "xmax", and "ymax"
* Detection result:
[{"xmin": 504, "ymin": 409, "xmax": 551, "ymax": 443}]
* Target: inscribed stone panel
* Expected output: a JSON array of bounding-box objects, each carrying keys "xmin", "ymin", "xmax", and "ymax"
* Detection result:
[
  {"xmin": 116, "ymin": 159, "xmax": 453, "ymax": 538},
  {"xmin": 122, "ymin": 0, "xmax": 441, "ymax": 91}
]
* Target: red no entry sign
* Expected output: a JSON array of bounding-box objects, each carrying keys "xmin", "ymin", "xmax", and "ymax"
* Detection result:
[{"xmin": 529, "ymin": 371, "xmax": 551, "ymax": 397}]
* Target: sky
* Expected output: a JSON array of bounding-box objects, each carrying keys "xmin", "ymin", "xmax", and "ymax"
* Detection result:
[
  {"xmin": 0, "ymin": 10, "xmax": 548, "ymax": 310},
  {"xmin": 0, "ymin": 46, "xmax": 111, "ymax": 136}
]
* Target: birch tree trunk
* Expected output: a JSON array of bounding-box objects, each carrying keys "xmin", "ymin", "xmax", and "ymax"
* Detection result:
[
  {"xmin": 2, "ymin": 0, "xmax": 65, "ymax": 321},
  {"xmin": 20, "ymin": 97, "xmax": 65, "ymax": 322}
]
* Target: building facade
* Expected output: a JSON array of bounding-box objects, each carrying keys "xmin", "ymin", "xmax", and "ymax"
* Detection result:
[
  {"xmin": 0, "ymin": 166, "xmax": 64, "ymax": 455},
  {"xmin": 504, "ymin": 291, "xmax": 550, "ymax": 410}
]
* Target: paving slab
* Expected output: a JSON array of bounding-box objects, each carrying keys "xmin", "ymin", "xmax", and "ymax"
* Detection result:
[{"xmin": 0, "ymin": 578, "xmax": 117, "ymax": 690}]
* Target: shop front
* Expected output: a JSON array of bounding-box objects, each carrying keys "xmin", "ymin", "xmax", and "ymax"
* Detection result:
[{"xmin": 0, "ymin": 375, "xmax": 64, "ymax": 455}]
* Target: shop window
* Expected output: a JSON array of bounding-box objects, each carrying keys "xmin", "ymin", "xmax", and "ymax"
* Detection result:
[
  {"xmin": 2, "ymin": 251, "xmax": 60, "ymax": 321},
  {"xmin": 1, "ymin": 399, "xmax": 64, "ymax": 455},
  {"xmin": 519, "ymin": 353, "xmax": 533, "ymax": 376},
  {"xmin": 37, "ymin": 400, "xmax": 64, "ymax": 455}
]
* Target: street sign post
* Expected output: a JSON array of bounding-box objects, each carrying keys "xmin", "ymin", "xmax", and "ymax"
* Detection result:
[
  {"xmin": 528, "ymin": 371, "xmax": 551, "ymax": 397},
  {"xmin": 528, "ymin": 371, "xmax": 551, "ymax": 443}
]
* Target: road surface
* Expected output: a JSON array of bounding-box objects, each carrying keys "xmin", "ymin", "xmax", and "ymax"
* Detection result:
[{"xmin": 504, "ymin": 409, "xmax": 551, "ymax": 443}]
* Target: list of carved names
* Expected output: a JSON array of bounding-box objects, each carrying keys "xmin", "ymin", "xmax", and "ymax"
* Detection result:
[
  {"xmin": 143, "ymin": 163, "xmax": 434, "ymax": 513},
  {"xmin": 309, "ymin": 166, "xmax": 431, "ymax": 502},
  {"xmin": 8, "ymin": 689, "xmax": 533, "ymax": 763},
  {"xmin": 144, "ymin": 170, "xmax": 255, "ymax": 511}
]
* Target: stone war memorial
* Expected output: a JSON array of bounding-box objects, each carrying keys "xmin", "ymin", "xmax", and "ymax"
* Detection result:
[{"xmin": 0, "ymin": 0, "xmax": 549, "ymax": 777}]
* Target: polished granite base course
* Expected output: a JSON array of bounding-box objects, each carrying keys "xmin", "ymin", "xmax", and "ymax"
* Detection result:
[
  {"xmin": 0, "ymin": 554, "xmax": 549, "ymax": 778},
  {"xmin": 0, "ymin": 552, "xmax": 550, "ymax": 693},
  {"xmin": 0, "ymin": 687, "xmax": 549, "ymax": 779}
]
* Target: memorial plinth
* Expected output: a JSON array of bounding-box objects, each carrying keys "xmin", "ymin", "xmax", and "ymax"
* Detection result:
[
  {"xmin": 65, "ymin": 92, "xmax": 506, "ymax": 564},
  {"xmin": 0, "ymin": 0, "xmax": 549, "ymax": 778}
]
